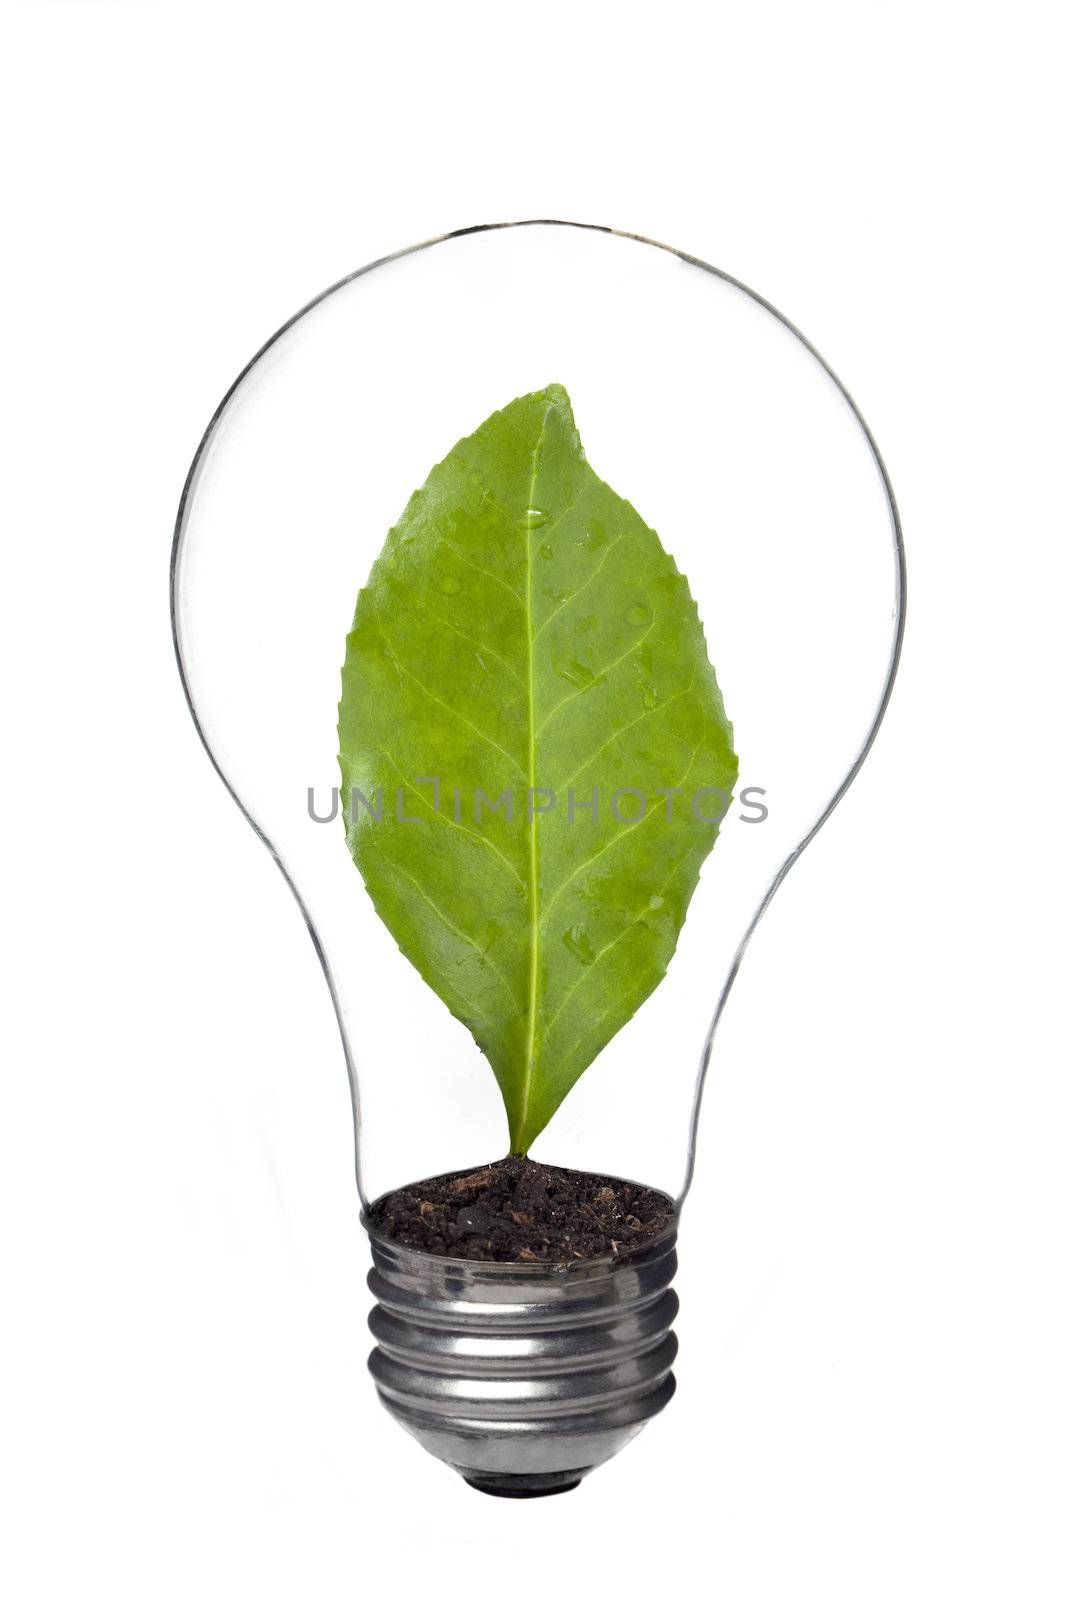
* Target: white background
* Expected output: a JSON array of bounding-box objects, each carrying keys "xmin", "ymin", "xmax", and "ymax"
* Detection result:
[{"xmin": 2, "ymin": 4, "xmax": 1064, "ymax": 1596}]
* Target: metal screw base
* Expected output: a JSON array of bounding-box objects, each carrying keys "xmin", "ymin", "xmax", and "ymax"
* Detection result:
[{"xmin": 363, "ymin": 1208, "xmax": 679, "ymax": 1492}]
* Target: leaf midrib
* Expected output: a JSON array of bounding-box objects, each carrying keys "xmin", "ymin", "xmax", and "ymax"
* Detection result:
[{"xmin": 516, "ymin": 405, "xmax": 551, "ymax": 1151}]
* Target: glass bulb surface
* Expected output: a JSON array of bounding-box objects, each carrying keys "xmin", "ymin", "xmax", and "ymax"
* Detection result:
[{"xmin": 171, "ymin": 220, "xmax": 904, "ymax": 1205}]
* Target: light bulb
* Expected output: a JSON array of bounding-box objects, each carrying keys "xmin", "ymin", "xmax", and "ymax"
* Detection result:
[{"xmin": 172, "ymin": 220, "xmax": 904, "ymax": 1496}]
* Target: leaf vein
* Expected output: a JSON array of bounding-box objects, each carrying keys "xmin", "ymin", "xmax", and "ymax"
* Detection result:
[
  {"xmin": 397, "ymin": 586, "xmax": 525, "ymax": 689},
  {"xmin": 515, "ymin": 403, "xmax": 552, "ymax": 1148},
  {"xmin": 369, "ymin": 746, "xmax": 526, "ymax": 888},
  {"xmin": 555, "ymin": 671, "xmax": 699, "ymax": 792},
  {"xmin": 539, "ymin": 731, "xmax": 707, "ymax": 921},
  {"xmin": 532, "ymin": 531, "xmax": 625, "ymax": 642},
  {"xmin": 536, "ymin": 579, "xmax": 657, "ymax": 736},
  {"xmin": 377, "ymin": 625, "xmax": 526, "ymax": 780},
  {"xmin": 540, "ymin": 818, "xmax": 710, "ymax": 1048},
  {"xmin": 439, "ymin": 538, "xmax": 524, "ymax": 604},
  {"xmin": 370, "ymin": 847, "xmax": 525, "ymax": 1019}
]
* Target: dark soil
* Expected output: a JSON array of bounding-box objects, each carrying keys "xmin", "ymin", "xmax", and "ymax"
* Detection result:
[{"xmin": 366, "ymin": 1155, "xmax": 675, "ymax": 1264}]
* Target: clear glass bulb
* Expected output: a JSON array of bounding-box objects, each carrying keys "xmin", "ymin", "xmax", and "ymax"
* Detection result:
[{"xmin": 171, "ymin": 220, "xmax": 904, "ymax": 1210}]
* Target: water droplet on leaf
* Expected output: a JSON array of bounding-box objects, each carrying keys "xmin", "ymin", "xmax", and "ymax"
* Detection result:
[
  {"xmin": 525, "ymin": 507, "xmax": 547, "ymax": 528},
  {"xmin": 563, "ymin": 927, "xmax": 596, "ymax": 965},
  {"xmin": 553, "ymin": 647, "xmax": 606, "ymax": 692}
]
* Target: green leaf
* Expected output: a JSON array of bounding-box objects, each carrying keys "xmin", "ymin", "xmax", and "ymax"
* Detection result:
[{"xmin": 338, "ymin": 385, "xmax": 737, "ymax": 1153}]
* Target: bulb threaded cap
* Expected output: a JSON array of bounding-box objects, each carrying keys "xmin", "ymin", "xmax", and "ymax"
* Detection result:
[{"xmin": 362, "ymin": 1211, "xmax": 679, "ymax": 1492}]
